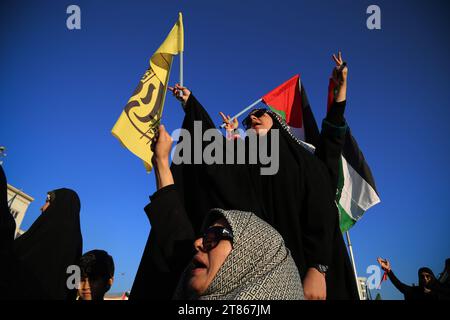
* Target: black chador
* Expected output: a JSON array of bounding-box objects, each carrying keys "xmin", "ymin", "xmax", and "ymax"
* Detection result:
[
  {"xmin": 131, "ymin": 93, "xmax": 358, "ymax": 300},
  {"xmin": 13, "ymin": 188, "xmax": 83, "ymax": 299}
]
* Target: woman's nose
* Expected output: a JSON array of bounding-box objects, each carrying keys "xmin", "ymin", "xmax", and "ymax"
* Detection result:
[
  {"xmin": 193, "ymin": 237, "xmax": 204, "ymax": 252},
  {"xmin": 80, "ymin": 280, "xmax": 90, "ymax": 290}
]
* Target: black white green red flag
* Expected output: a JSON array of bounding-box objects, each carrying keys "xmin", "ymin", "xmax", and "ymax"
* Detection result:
[{"xmin": 261, "ymin": 74, "xmax": 380, "ymax": 232}]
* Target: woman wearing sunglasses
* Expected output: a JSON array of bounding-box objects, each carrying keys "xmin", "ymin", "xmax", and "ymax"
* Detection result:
[
  {"xmin": 174, "ymin": 208, "xmax": 303, "ymax": 300},
  {"xmin": 160, "ymin": 52, "xmax": 358, "ymax": 300},
  {"xmin": 131, "ymin": 125, "xmax": 303, "ymax": 300}
]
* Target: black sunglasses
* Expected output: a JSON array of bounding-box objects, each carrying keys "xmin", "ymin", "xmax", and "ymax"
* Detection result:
[
  {"xmin": 202, "ymin": 226, "xmax": 233, "ymax": 252},
  {"xmin": 242, "ymin": 108, "xmax": 267, "ymax": 129}
]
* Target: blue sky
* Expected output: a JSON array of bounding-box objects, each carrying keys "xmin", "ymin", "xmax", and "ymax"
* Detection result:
[{"xmin": 1, "ymin": 0, "xmax": 449, "ymax": 300}]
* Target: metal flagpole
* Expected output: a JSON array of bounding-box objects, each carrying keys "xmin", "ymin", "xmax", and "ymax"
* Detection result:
[
  {"xmin": 178, "ymin": 12, "xmax": 184, "ymax": 98},
  {"xmin": 345, "ymin": 231, "xmax": 363, "ymax": 300},
  {"xmin": 219, "ymin": 98, "xmax": 263, "ymax": 128},
  {"xmin": 180, "ymin": 52, "xmax": 183, "ymax": 88}
]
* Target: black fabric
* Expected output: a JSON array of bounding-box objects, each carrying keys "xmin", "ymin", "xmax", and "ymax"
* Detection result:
[
  {"xmin": 0, "ymin": 165, "xmax": 15, "ymax": 255},
  {"xmin": 0, "ymin": 166, "xmax": 43, "ymax": 300},
  {"xmin": 320, "ymin": 102, "xmax": 360, "ymax": 300},
  {"xmin": 325, "ymin": 100, "xmax": 346, "ymax": 127},
  {"xmin": 435, "ymin": 259, "xmax": 450, "ymax": 299},
  {"xmin": 253, "ymin": 109, "xmax": 358, "ymax": 299},
  {"xmin": 0, "ymin": 165, "xmax": 17, "ymax": 299},
  {"xmin": 130, "ymin": 185, "xmax": 195, "ymax": 300},
  {"xmin": 418, "ymin": 267, "xmax": 434, "ymax": 277},
  {"xmin": 341, "ymin": 128, "xmax": 379, "ymax": 193},
  {"xmin": 439, "ymin": 259, "xmax": 450, "ymax": 285},
  {"xmin": 167, "ymin": 94, "xmax": 358, "ymax": 300},
  {"xmin": 388, "ymin": 270, "xmax": 438, "ymax": 300},
  {"xmin": 430, "ymin": 278, "xmax": 450, "ymax": 300},
  {"xmin": 417, "ymin": 267, "xmax": 450, "ymax": 300},
  {"xmin": 13, "ymin": 188, "xmax": 83, "ymax": 300},
  {"xmin": 170, "ymin": 94, "xmax": 264, "ymax": 234},
  {"xmin": 299, "ymin": 83, "xmax": 321, "ymax": 147}
]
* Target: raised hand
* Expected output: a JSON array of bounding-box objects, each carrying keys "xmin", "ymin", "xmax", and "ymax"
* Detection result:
[
  {"xmin": 331, "ymin": 51, "xmax": 348, "ymax": 102},
  {"xmin": 151, "ymin": 124, "xmax": 173, "ymax": 167},
  {"xmin": 219, "ymin": 112, "xmax": 239, "ymax": 132},
  {"xmin": 151, "ymin": 124, "xmax": 175, "ymax": 190},
  {"xmin": 168, "ymin": 83, "xmax": 191, "ymax": 105},
  {"xmin": 377, "ymin": 257, "xmax": 391, "ymax": 272},
  {"xmin": 331, "ymin": 51, "xmax": 348, "ymax": 86}
]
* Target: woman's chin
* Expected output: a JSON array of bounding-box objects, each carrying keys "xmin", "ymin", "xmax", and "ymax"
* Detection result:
[
  {"xmin": 189, "ymin": 275, "xmax": 207, "ymax": 296},
  {"xmin": 255, "ymin": 128, "xmax": 269, "ymax": 136}
]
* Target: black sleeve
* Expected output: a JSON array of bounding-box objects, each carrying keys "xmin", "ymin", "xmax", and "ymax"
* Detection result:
[
  {"xmin": 428, "ymin": 280, "xmax": 450, "ymax": 299},
  {"xmin": 182, "ymin": 93, "xmax": 217, "ymax": 131},
  {"xmin": 388, "ymin": 270, "xmax": 413, "ymax": 295},
  {"xmin": 129, "ymin": 185, "xmax": 195, "ymax": 300},
  {"xmin": 315, "ymin": 100, "xmax": 348, "ymax": 194},
  {"xmin": 325, "ymin": 100, "xmax": 346, "ymax": 127}
]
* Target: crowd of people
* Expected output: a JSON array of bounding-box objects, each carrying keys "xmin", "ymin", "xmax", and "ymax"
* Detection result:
[
  {"xmin": 131, "ymin": 51, "xmax": 355, "ymax": 300},
  {"xmin": 2, "ymin": 51, "xmax": 445, "ymax": 301}
]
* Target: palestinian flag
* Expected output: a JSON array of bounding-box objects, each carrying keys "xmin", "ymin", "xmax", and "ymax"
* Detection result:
[
  {"xmin": 261, "ymin": 74, "xmax": 380, "ymax": 232},
  {"xmin": 262, "ymin": 74, "xmax": 320, "ymax": 147}
]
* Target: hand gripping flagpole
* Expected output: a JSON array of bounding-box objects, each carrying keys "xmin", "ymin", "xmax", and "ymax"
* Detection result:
[{"xmin": 219, "ymin": 98, "xmax": 262, "ymax": 128}]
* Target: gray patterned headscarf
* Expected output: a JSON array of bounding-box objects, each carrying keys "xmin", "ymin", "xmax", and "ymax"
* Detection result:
[{"xmin": 173, "ymin": 209, "xmax": 304, "ymax": 300}]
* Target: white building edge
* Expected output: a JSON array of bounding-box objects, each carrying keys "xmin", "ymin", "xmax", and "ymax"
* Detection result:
[{"xmin": 7, "ymin": 183, "xmax": 34, "ymax": 238}]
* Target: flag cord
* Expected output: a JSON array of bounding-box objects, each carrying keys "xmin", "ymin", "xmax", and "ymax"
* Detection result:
[{"xmin": 345, "ymin": 231, "xmax": 363, "ymax": 300}]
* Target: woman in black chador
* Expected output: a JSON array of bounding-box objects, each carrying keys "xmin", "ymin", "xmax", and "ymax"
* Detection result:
[
  {"xmin": 131, "ymin": 52, "xmax": 358, "ymax": 300},
  {"xmin": 13, "ymin": 187, "xmax": 83, "ymax": 299}
]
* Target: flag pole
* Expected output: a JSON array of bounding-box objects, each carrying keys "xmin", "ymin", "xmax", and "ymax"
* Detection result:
[
  {"xmin": 345, "ymin": 231, "xmax": 363, "ymax": 300},
  {"xmin": 180, "ymin": 52, "xmax": 183, "ymax": 88},
  {"xmin": 179, "ymin": 12, "xmax": 184, "ymax": 96},
  {"xmin": 219, "ymin": 98, "xmax": 262, "ymax": 128}
]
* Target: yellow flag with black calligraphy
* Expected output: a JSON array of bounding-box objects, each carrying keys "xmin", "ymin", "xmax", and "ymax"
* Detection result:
[{"xmin": 112, "ymin": 13, "xmax": 184, "ymax": 171}]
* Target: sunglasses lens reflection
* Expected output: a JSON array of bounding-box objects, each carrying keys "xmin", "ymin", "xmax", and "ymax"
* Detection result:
[{"xmin": 243, "ymin": 109, "xmax": 266, "ymax": 129}]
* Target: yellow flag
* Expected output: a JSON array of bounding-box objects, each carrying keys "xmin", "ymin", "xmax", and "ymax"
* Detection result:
[{"xmin": 112, "ymin": 13, "xmax": 184, "ymax": 171}]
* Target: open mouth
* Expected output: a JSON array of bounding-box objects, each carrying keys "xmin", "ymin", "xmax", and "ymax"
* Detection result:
[{"xmin": 192, "ymin": 256, "xmax": 207, "ymax": 271}]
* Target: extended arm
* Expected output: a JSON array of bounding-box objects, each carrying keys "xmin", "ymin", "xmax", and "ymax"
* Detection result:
[{"xmin": 130, "ymin": 125, "xmax": 195, "ymax": 300}]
